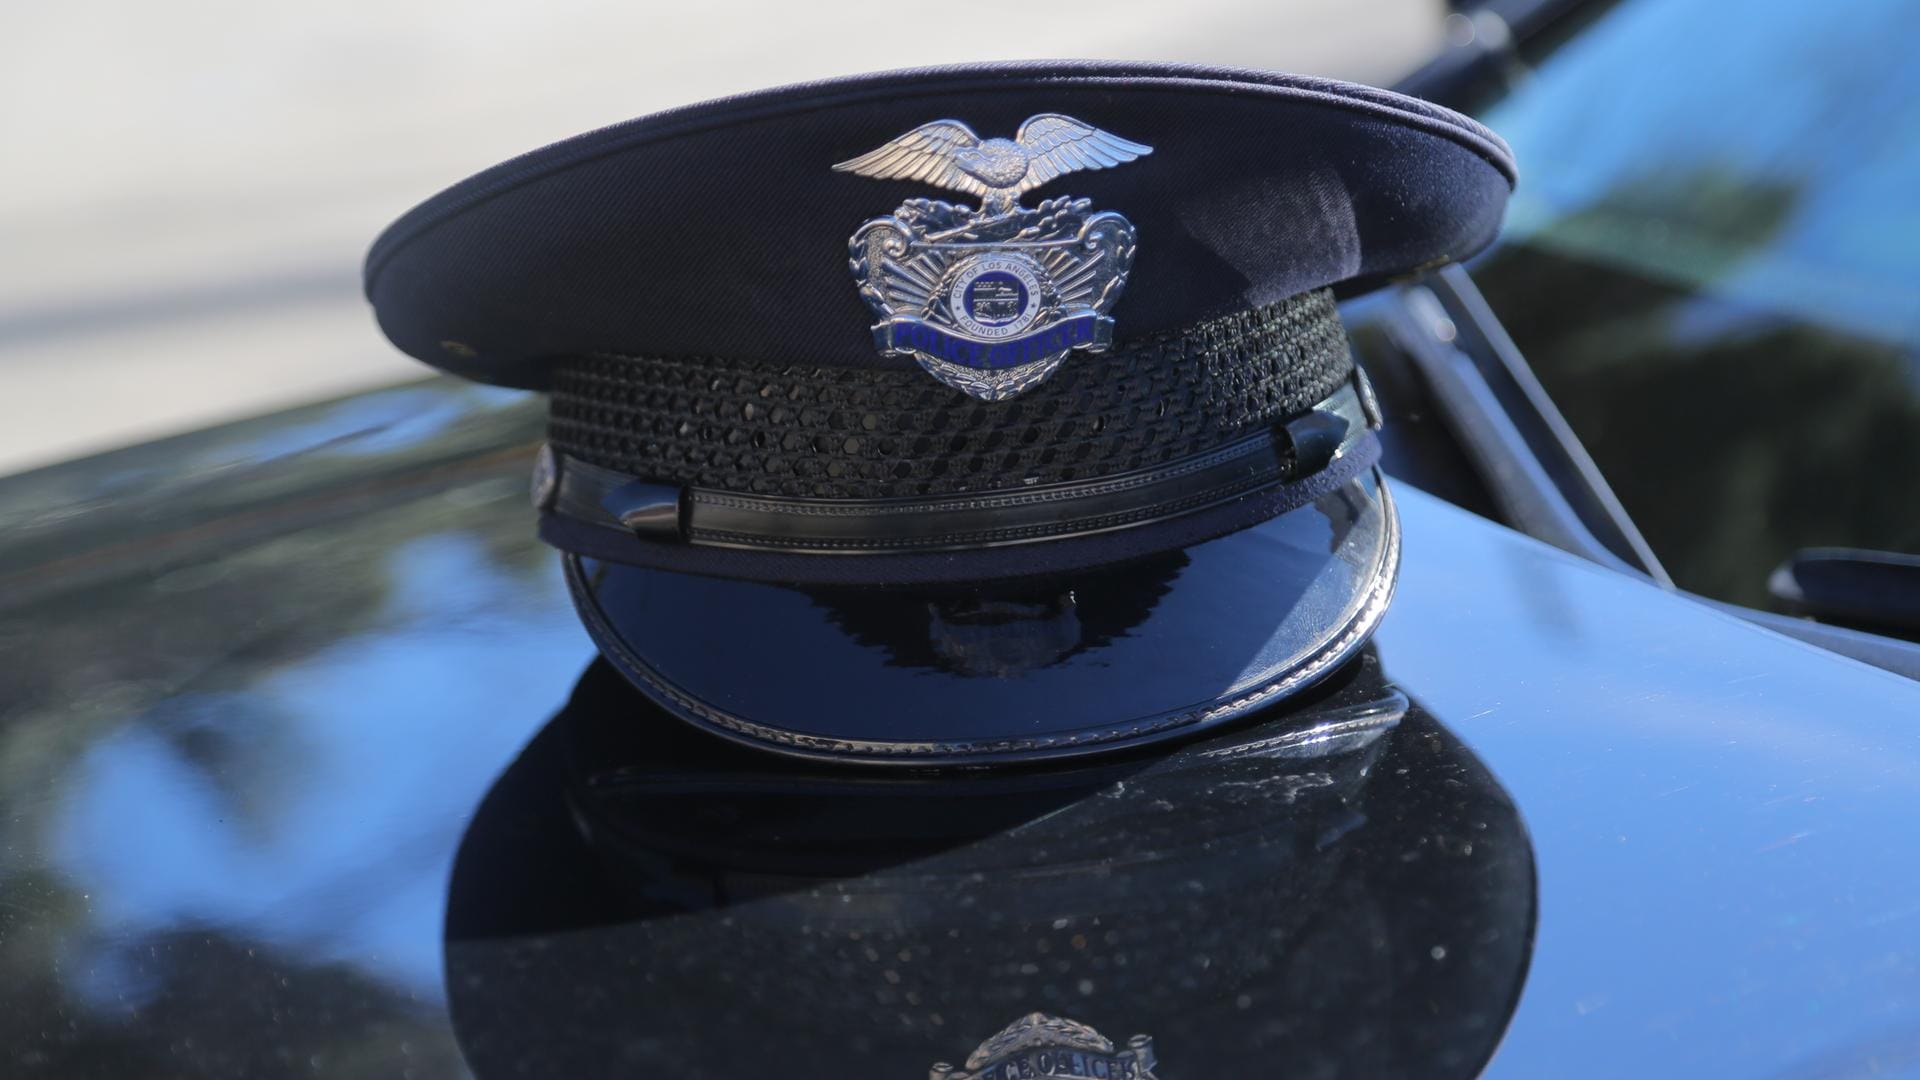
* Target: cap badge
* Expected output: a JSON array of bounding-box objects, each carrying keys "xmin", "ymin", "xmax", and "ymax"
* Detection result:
[
  {"xmin": 836, "ymin": 115, "xmax": 1150, "ymax": 401},
  {"xmin": 930, "ymin": 1012, "xmax": 1159, "ymax": 1080}
]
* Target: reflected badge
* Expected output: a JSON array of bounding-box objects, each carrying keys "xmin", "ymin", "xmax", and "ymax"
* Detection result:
[
  {"xmin": 930, "ymin": 1013, "xmax": 1159, "ymax": 1080},
  {"xmin": 836, "ymin": 115, "xmax": 1150, "ymax": 400}
]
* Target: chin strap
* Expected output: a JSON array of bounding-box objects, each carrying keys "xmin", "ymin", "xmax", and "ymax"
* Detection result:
[{"xmin": 537, "ymin": 381, "xmax": 1375, "ymax": 561}]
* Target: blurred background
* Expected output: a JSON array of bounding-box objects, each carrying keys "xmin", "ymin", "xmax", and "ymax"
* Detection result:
[
  {"xmin": 3, "ymin": 0, "xmax": 1916, "ymax": 600},
  {"xmin": 0, "ymin": 0, "xmax": 1447, "ymax": 476}
]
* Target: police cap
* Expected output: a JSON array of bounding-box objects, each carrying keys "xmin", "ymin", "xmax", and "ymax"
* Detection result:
[{"xmin": 364, "ymin": 61, "xmax": 1515, "ymax": 764}]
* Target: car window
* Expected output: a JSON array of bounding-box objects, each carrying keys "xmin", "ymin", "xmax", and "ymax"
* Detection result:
[{"xmin": 1467, "ymin": 0, "xmax": 1920, "ymax": 610}]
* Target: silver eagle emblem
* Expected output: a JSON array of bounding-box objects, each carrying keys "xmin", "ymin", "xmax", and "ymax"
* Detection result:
[
  {"xmin": 929, "ymin": 1012, "xmax": 1159, "ymax": 1080},
  {"xmin": 836, "ymin": 115, "xmax": 1151, "ymax": 400}
]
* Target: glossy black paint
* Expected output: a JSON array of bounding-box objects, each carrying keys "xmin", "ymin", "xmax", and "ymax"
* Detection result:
[
  {"xmin": 1, "ymin": 375, "xmax": 1917, "ymax": 1078},
  {"xmin": 444, "ymin": 650, "xmax": 1534, "ymax": 1079}
]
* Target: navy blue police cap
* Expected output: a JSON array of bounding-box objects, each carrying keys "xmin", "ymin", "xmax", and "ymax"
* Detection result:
[{"xmin": 365, "ymin": 61, "xmax": 1514, "ymax": 765}]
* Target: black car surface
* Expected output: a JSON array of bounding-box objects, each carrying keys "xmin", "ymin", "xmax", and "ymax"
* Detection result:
[{"xmin": 3, "ymin": 1, "xmax": 1917, "ymax": 1076}]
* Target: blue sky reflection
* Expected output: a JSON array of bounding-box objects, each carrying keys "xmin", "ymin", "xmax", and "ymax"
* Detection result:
[
  {"xmin": 1485, "ymin": 0, "xmax": 1920, "ymax": 348},
  {"xmin": 50, "ymin": 534, "xmax": 589, "ymax": 1008}
]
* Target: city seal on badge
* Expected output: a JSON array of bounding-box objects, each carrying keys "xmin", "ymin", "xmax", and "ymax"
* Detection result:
[
  {"xmin": 929, "ymin": 1012, "xmax": 1159, "ymax": 1080},
  {"xmin": 835, "ymin": 115, "xmax": 1150, "ymax": 400}
]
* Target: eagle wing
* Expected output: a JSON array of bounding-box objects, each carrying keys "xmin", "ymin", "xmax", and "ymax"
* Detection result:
[
  {"xmin": 831, "ymin": 120, "xmax": 991, "ymax": 197},
  {"xmin": 1013, "ymin": 115, "xmax": 1153, "ymax": 196}
]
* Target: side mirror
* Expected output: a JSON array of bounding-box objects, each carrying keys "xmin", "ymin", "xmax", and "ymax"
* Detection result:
[{"xmin": 1769, "ymin": 547, "xmax": 1920, "ymax": 640}]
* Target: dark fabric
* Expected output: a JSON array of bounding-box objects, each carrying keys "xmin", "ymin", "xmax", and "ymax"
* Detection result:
[
  {"xmin": 537, "ymin": 433, "xmax": 1379, "ymax": 586},
  {"xmin": 365, "ymin": 62, "xmax": 1514, "ymax": 389},
  {"xmin": 547, "ymin": 289, "xmax": 1350, "ymax": 499}
]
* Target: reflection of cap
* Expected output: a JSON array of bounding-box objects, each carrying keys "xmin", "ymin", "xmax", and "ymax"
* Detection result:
[
  {"xmin": 367, "ymin": 62, "xmax": 1513, "ymax": 763},
  {"xmin": 443, "ymin": 650, "xmax": 1537, "ymax": 1078}
]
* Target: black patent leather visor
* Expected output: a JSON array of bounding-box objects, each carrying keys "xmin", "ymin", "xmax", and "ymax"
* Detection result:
[{"xmin": 565, "ymin": 469, "xmax": 1397, "ymax": 765}]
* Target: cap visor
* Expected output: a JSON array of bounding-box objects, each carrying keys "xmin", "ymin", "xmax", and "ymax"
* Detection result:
[{"xmin": 566, "ymin": 469, "xmax": 1397, "ymax": 765}]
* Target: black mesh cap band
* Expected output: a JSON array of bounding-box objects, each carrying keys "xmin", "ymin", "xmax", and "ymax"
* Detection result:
[
  {"xmin": 547, "ymin": 289, "xmax": 1353, "ymax": 501},
  {"xmin": 537, "ymin": 289, "xmax": 1375, "ymax": 585}
]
